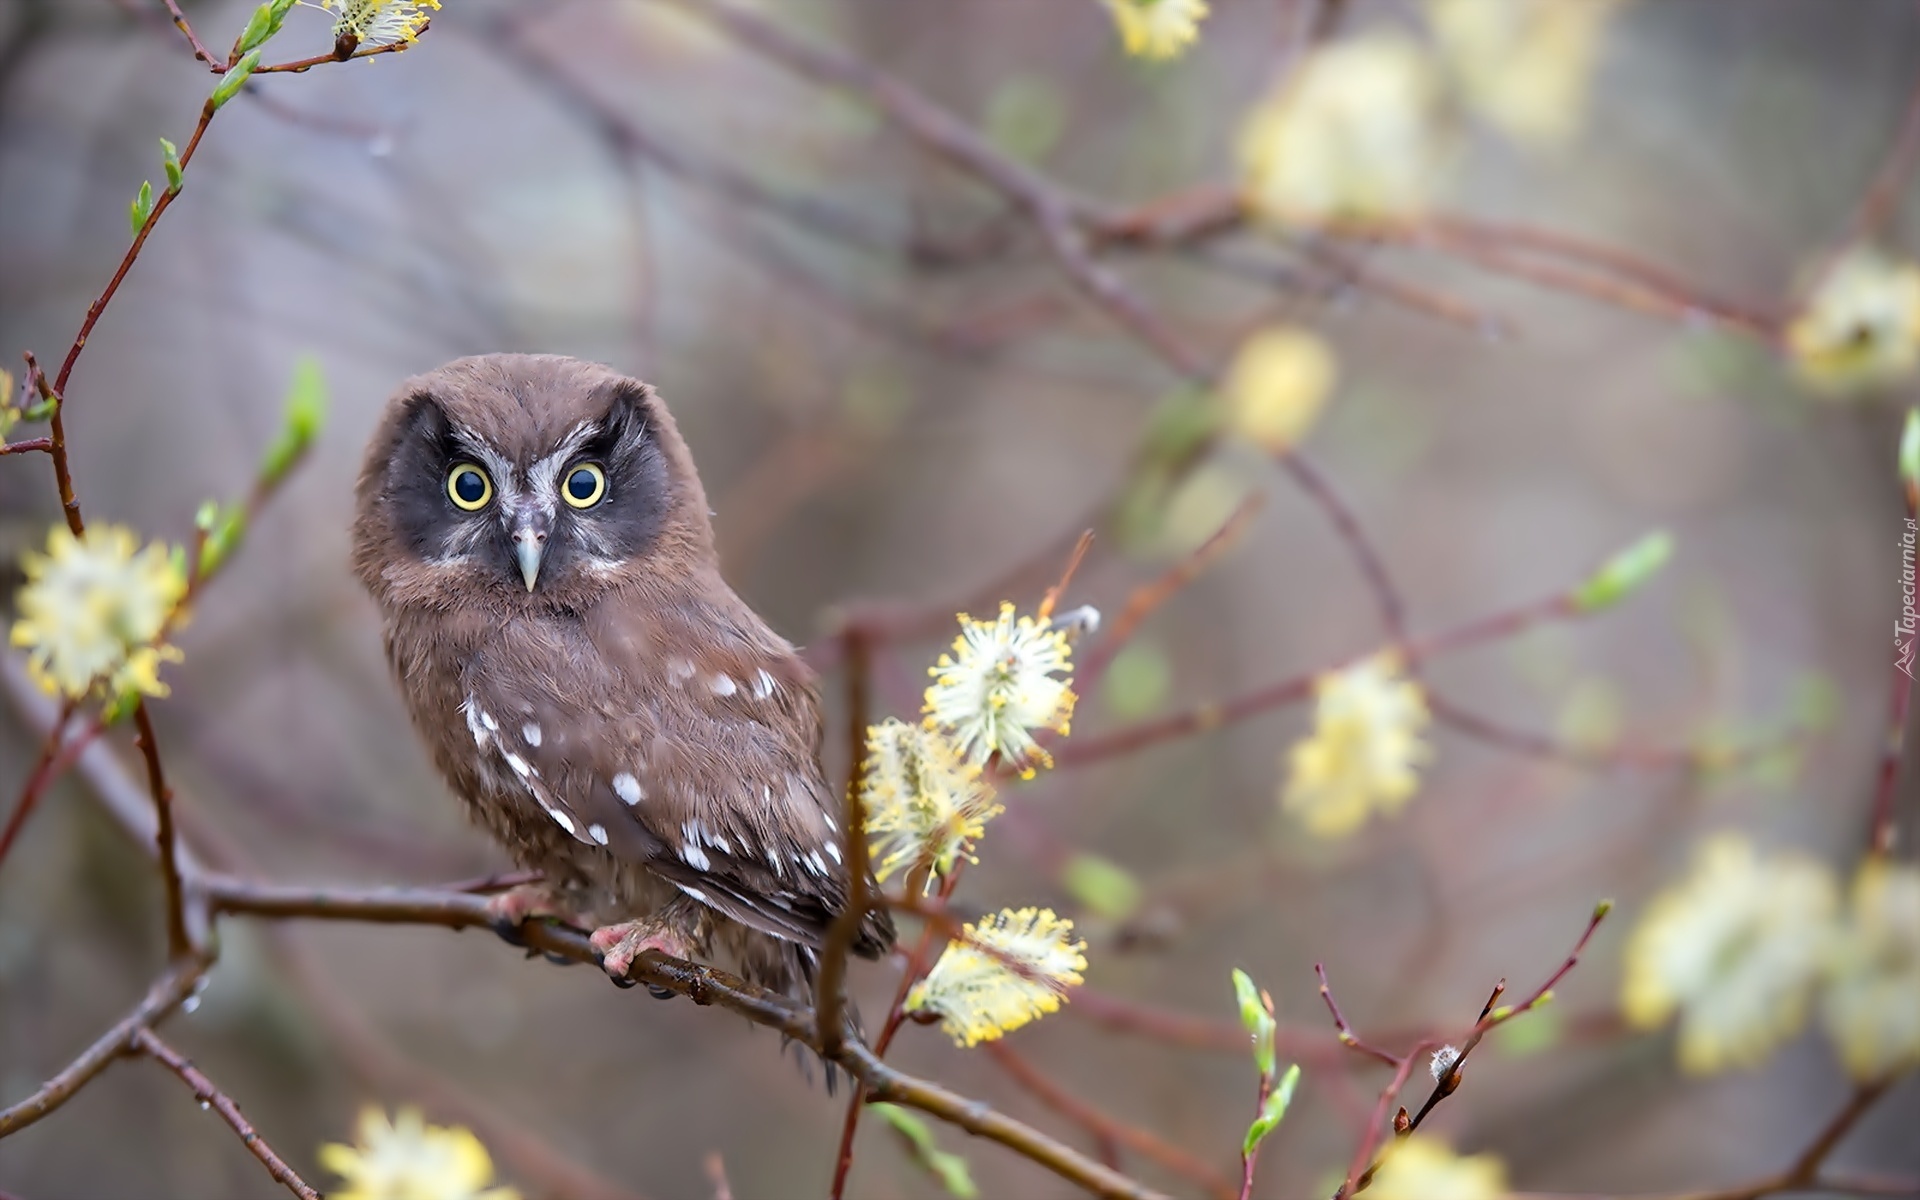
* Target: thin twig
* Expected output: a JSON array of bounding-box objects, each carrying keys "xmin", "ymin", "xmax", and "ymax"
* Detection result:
[
  {"xmin": 158, "ymin": 0, "xmax": 226, "ymax": 70},
  {"xmin": 1076, "ymin": 496, "xmax": 1264, "ymax": 692},
  {"xmin": 816, "ymin": 623, "xmax": 874, "ymax": 1056},
  {"xmin": 1056, "ymin": 593, "xmax": 1574, "ymax": 768},
  {"xmin": 133, "ymin": 702, "xmax": 192, "ymax": 959},
  {"xmin": 201, "ymin": 876, "xmax": 1171, "ymax": 1200},
  {"xmin": 0, "ymin": 701, "xmax": 81, "ymax": 868},
  {"xmin": 1314, "ymin": 964, "xmax": 1402, "ymax": 1069},
  {"xmin": 1332, "ymin": 902, "xmax": 1611, "ymax": 1198},
  {"xmin": 985, "ymin": 1041, "xmax": 1238, "ymax": 1200},
  {"xmin": 131, "ymin": 1028, "xmax": 321, "ymax": 1200},
  {"xmin": 0, "ymin": 956, "xmax": 208, "ymax": 1137}
]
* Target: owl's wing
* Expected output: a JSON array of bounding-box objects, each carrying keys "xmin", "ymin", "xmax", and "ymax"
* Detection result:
[{"xmin": 469, "ymin": 601, "xmax": 890, "ymax": 958}]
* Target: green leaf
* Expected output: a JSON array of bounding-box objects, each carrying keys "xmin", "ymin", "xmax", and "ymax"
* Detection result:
[
  {"xmin": 232, "ymin": 3, "xmax": 277, "ymax": 55},
  {"xmin": 984, "ymin": 75, "xmax": 1066, "ymax": 163},
  {"xmin": 259, "ymin": 356, "xmax": 328, "ymax": 483},
  {"xmin": 1241, "ymin": 1063, "xmax": 1301, "ymax": 1156},
  {"xmin": 1062, "ymin": 852, "xmax": 1142, "ymax": 920},
  {"xmin": 159, "ymin": 137, "xmax": 183, "ymax": 194},
  {"xmin": 873, "ymin": 1103, "xmax": 978, "ymax": 1198},
  {"xmin": 1495, "ymin": 1005, "xmax": 1563, "ymax": 1059},
  {"xmin": 198, "ymin": 502, "xmax": 247, "ymax": 579},
  {"xmin": 1141, "ymin": 386, "xmax": 1221, "ymax": 468},
  {"xmin": 1231, "ymin": 968, "xmax": 1277, "ymax": 1079},
  {"xmin": 1571, "ymin": 530, "xmax": 1673, "ymax": 613},
  {"xmin": 1102, "ymin": 641, "xmax": 1170, "ymax": 719},
  {"xmin": 129, "ymin": 180, "xmax": 154, "ymax": 236},
  {"xmin": 210, "ymin": 49, "xmax": 261, "ymax": 111}
]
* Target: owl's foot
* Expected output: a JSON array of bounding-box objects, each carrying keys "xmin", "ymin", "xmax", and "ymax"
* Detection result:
[
  {"xmin": 483, "ymin": 884, "xmax": 577, "ymax": 949},
  {"xmin": 590, "ymin": 920, "xmax": 694, "ymax": 992}
]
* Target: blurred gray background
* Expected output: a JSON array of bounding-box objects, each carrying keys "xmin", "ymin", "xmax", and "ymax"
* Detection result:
[{"xmin": 2, "ymin": 0, "xmax": 1918, "ymax": 1196}]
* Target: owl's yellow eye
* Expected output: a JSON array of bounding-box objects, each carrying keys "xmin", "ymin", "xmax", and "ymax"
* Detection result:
[
  {"xmin": 447, "ymin": 463, "xmax": 492, "ymax": 511},
  {"xmin": 562, "ymin": 462, "xmax": 606, "ymax": 508}
]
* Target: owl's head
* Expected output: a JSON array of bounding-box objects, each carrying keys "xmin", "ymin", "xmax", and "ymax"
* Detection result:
[{"xmin": 351, "ymin": 354, "xmax": 713, "ymax": 612}]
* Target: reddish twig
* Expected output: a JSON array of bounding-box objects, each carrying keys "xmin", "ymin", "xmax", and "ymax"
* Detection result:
[
  {"xmin": 1057, "ymin": 592, "xmax": 1574, "ymax": 768},
  {"xmin": 0, "ymin": 436, "xmax": 51, "ymax": 456},
  {"xmin": 1332, "ymin": 902, "xmax": 1611, "ymax": 1198},
  {"xmin": 158, "ymin": 0, "xmax": 226, "ymax": 70},
  {"xmin": 0, "ymin": 700, "xmax": 80, "ymax": 868},
  {"xmin": 1816, "ymin": 69, "xmax": 1920, "ymax": 280},
  {"xmin": 1592, "ymin": 1081, "xmax": 1899, "ymax": 1200},
  {"xmin": 131, "ymin": 1028, "xmax": 321, "ymax": 1200},
  {"xmin": 132, "ymin": 703, "xmax": 192, "ymax": 959},
  {"xmin": 1077, "ymin": 497, "xmax": 1264, "ymax": 692},
  {"xmin": 985, "ymin": 1041, "xmax": 1238, "ymax": 1200},
  {"xmin": 1314, "ymin": 964, "xmax": 1402, "ymax": 1069},
  {"xmin": 254, "ymin": 36, "xmax": 423, "ymax": 74},
  {"xmin": 22, "ymin": 352, "xmax": 81, "ymax": 537}
]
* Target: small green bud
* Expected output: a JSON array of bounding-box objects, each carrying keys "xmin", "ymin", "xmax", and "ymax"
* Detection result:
[
  {"xmin": 1241, "ymin": 1063, "xmax": 1302, "ymax": 1156},
  {"xmin": 1231, "ymin": 968, "xmax": 1277, "ymax": 1079},
  {"xmin": 232, "ymin": 3, "xmax": 276, "ymax": 55},
  {"xmin": 22, "ymin": 394, "xmax": 58, "ymax": 422},
  {"xmin": 1901, "ymin": 409, "xmax": 1920, "ymax": 489},
  {"xmin": 194, "ymin": 499, "xmax": 220, "ymax": 532},
  {"xmin": 129, "ymin": 180, "xmax": 154, "ymax": 236},
  {"xmin": 873, "ymin": 1103, "xmax": 978, "ymax": 1198},
  {"xmin": 1592, "ymin": 897, "xmax": 1614, "ymax": 921},
  {"xmin": 160, "ymin": 138, "xmax": 183, "ymax": 194},
  {"xmin": 1062, "ymin": 853, "xmax": 1142, "ymax": 920},
  {"xmin": 199, "ymin": 503, "xmax": 247, "ymax": 579},
  {"xmin": 1571, "ymin": 530, "xmax": 1673, "ymax": 613},
  {"xmin": 210, "ymin": 49, "xmax": 261, "ymax": 111},
  {"xmin": 259, "ymin": 356, "xmax": 328, "ymax": 483}
]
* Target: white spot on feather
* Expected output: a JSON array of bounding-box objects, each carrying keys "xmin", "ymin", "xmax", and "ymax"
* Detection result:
[
  {"xmin": 712, "ymin": 835, "xmax": 732, "ymax": 855},
  {"xmin": 463, "ymin": 700, "xmax": 488, "ymax": 748},
  {"xmin": 677, "ymin": 884, "xmax": 708, "ymax": 904},
  {"xmin": 825, "ymin": 841, "xmax": 842, "ymax": 864},
  {"xmin": 522, "ymin": 723, "xmax": 542, "ymax": 747},
  {"xmin": 710, "ymin": 674, "xmax": 738, "ymax": 697},
  {"xmin": 805, "ymin": 851, "xmax": 830, "ymax": 877},
  {"xmin": 753, "ymin": 669, "xmax": 777, "ymax": 699},
  {"xmin": 613, "ymin": 772, "xmax": 644, "ymax": 806},
  {"xmin": 667, "ymin": 658, "xmax": 696, "ymax": 685},
  {"xmin": 681, "ymin": 843, "xmax": 711, "ymax": 871},
  {"xmin": 547, "ymin": 808, "xmax": 577, "ymax": 836},
  {"xmin": 823, "ymin": 813, "xmax": 838, "ymax": 833},
  {"xmin": 588, "ymin": 823, "xmax": 609, "ymax": 845},
  {"xmin": 480, "ymin": 710, "xmax": 499, "ymax": 733},
  {"xmin": 503, "ymin": 751, "xmax": 533, "ymax": 778}
]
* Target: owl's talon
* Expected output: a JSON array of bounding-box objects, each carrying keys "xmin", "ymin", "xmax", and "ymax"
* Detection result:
[
  {"xmin": 483, "ymin": 884, "xmax": 576, "ymax": 951},
  {"xmin": 590, "ymin": 920, "xmax": 694, "ymax": 985},
  {"xmin": 647, "ymin": 984, "xmax": 675, "ymax": 1000},
  {"xmin": 608, "ymin": 972, "xmax": 638, "ymax": 989}
]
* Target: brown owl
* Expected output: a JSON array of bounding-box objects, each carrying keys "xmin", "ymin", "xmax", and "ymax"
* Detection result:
[{"xmin": 350, "ymin": 354, "xmax": 893, "ymax": 1006}]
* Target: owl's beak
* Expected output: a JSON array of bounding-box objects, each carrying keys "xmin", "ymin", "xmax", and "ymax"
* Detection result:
[{"xmin": 511, "ymin": 521, "xmax": 548, "ymax": 591}]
